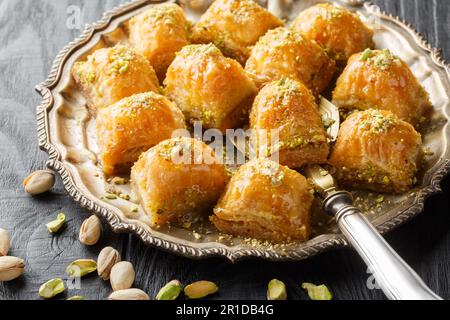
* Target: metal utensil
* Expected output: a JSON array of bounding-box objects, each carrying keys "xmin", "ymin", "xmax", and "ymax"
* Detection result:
[
  {"xmin": 233, "ymin": 95, "xmax": 441, "ymax": 300},
  {"xmin": 304, "ymin": 165, "xmax": 441, "ymax": 300}
]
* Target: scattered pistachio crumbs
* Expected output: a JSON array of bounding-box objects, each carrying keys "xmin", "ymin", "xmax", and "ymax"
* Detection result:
[
  {"xmin": 359, "ymin": 109, "xmax": 395, "ymax": 133},
  {"xmin": 108, "ymin": 45, "xmax": 135, "ymax": 75}
]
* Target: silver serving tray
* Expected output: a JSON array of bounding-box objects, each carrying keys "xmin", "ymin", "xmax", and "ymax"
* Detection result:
[{"xmin": 35, "ymin": 0, "xmax": 450, "ymax": 261}]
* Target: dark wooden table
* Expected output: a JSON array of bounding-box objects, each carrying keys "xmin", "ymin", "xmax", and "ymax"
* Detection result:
[{"xmin": 0, "ymin": 0, "xmax": 449, "ymax": 300}]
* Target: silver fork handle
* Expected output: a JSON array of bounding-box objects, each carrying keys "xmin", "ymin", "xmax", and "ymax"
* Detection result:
[{"xmin": 324, "ymin": 191, "xmax": 442, "ymax": 300}]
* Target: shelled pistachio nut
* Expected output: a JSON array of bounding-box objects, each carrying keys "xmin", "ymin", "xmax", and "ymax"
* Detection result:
[
  {"xmin": 97, "ymin": 246, "xmax": 121, "ymax": 280},
  {"xmin": 0, "ymin": 228, "xmax": 10, "ymax": 256},
  {"xmin": 302, "ymin": 283, "xmax": 333, "ymax": 300},
  {"xmin": 108, "ymin": 288, "xmax": 150, "ymax": 300},
  {"xmin": 79, "ymin": 215, "xmax": 101, "ymax": 246},
  {"xmin": 46, "ymin": 213, "xmax": 66, "ymax": 234},
  {"xmin": 66, "ymin": 259, "xmax": 97, "ymax": 277},
  {"xmin": 0, "ymin": 256, "xmax": 25, "ymax": 281},
  {"xmin": 267, "ymin": 279, "xmax": 287, "ymax": 300},
  {"xmin": 156, "ymin": 280, "xmax": 183, "ymax": 300},
  {"xmin": 39, "ymin": 278, "xmax": 65, "ymax": 299},
  {"xmin": 110, "ymin": 261, "xmax": 135, "ymax": 291},
  {"xmin": 184, "ymin": 281, "xmax": 218, "ymax": 299},
  {"xmin": 67, "ymin": 296, "xmax": 86, "ymax": 300},
  {"xmin": 23, "ymin": 170, "xmax": 55, "ymax": 196}
]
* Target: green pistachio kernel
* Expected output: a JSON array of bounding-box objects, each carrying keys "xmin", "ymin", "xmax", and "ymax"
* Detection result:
[
  {"xmin": 156, "ymin": 280, "xmax": 183, "ymax": 300},
  {"xmin": 46, "ymin": 213, "xmax": 66, "ymax": 234},
  {"xmin": 66, "ymin": 259, "xmax": 97, "ymax": 277},
  {"xmin": 39, "ymin": 278, "xmax": 65, "ymax": 299},
  {"xmin": 302, "ymin": 283, "xmax": 333, "ymax": 300},
  {"xmin": 267, "ymin": 279, "xmax": 287, "ymax": 300},
  {"xmin": 184, "ymin": 281, "xmax": 218, "ymax": 299},
  {"xmin": 67, "ymin": 296, "xmax": 86, "ymax": 300}
]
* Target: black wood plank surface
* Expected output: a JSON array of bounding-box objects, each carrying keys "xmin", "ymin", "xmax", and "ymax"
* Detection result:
[{"xmin": 0, "ymin": 0, "xmax": 449, "ymax": 300}]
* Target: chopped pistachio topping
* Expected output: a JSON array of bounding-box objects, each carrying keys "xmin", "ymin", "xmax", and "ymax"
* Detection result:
[
  {"xmin": 375, "ymin": 195, "xmax": 385, "ymax": 203},
  {"xmin": 360, "ymin": 48, "xmax": 372, "ymax": 61},
  {"xmin": 178, "ymin": 44, "xmax": 221, "ymax": 58},
  {"xmin": 324, "ymin": 4, "xmax": 345, "ymax": 20},
  {"xmin": 361, "ymin": 49, "xmax": 401, "ymax": 70},
  {"xmin": 359, "ymin": 110, "xmax": 395, "ymax": 133},
  {"xmin": 104, "ymin": 194, "xmax": 118, "ymax": 200},
  {"xmin": 112, "ymin": 177, "xmax": 126, "ymax": 185},
  {"xmin": 108, "ymin": 45, "xmax": 135, "ymax": 75},
  {"xmin": 257, "ymin": 161, "xmax": 286, "ymax": 186}
]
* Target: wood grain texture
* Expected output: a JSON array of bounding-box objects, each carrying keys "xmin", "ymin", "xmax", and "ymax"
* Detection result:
[{"xmin": 0, "ymin": 0, "xmax": 449, "ymax": 300}]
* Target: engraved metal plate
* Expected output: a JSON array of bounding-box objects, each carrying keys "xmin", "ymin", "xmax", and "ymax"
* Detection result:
[{"xmin": 35, "ymin": 0, "xmax": 450, "ymax": 261}]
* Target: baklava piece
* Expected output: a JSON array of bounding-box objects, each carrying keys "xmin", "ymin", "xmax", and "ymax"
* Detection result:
[
  {"xmin": 244, "ymin": 27, "xmax": 336, "ymax": 93},
  {"xmin": 329, "ymin": 109, "xmax": 423, "ymax": 193},
  {"xmin": 291, "ymin": 3, "xmax": 374, "ymax": 65},
  {"xmin": 164, "ymin": 44, "xmax": 257, "ymax": 132},
  {"xmin": 128, "ymin": 3, "xmax": 191, "ymax": 81},
  {"xmin": 191, "ymin": 0, "xmax": 283, "ymax": 64},
  {"xmin": 72, "ymin": 45, "xmax": 160, "ymax": 113},
  {"xmin": 131, "ymin": 137, "xmax": 229, "ymax": 226},
  {"xmin": 250, "ymin": 78, "xmax": 329, "ymax": 168},
  {"xmin": 211, "ymin": 158, "xmax": 313, "ymax": 242},
  {"xmin": 96, "ymin": 92, "xmax": 186, "ymax": 176},
  {"xmin": 332, "ymin": 49, "xmax": 432, "ymax": 126}
]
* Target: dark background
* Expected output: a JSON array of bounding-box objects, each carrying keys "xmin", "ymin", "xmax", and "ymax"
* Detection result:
[{"xmin": 0, "ymin": 0, "xmax": 449, "ymax": 300}]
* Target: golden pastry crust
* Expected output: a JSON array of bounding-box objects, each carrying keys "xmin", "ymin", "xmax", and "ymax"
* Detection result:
[
  {"xmin": 244, "ymin": 27, "xmax": 336, "ymax": 94},
  {"xmin": 164, "ymin": 44, "xmax": 257, "ymax": 132},
  {"xmin": 96, "ymin": 92, "xmax": 186, "ymax": 176},
  {"xmin": 250, "ymin": 78, "xmax": 329, "ymax": 168},
  {"xmin": 191, "ymin": 0, "xmax": 283, "ymax": 64},
  {"xmin": 291, "ymin": 3, "xmax": 374, "ymax": 64},
  {"xmin": 332, "ymin": 49, "xmax": 432, "ymax": 126},
  {"xmin": 72, "ymin": 45, "xmax": 160, "ymax": 113},
  {"xmin": 211, "ymin": 158, "xmax": 313, "ymax": 242},
  {"xmin": 128, "ymin": 3, "xmax": 191, "ymax": 81},
  {"xmin": 131, "ymin": 137, "xmax": 229, "ymax": 226},
  {"xmin": 329, "ymin": 109, "xmax": 423, "ymax": 193}
]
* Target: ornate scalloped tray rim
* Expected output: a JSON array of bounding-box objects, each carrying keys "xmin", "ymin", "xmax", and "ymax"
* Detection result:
[{"xmin": 35, "ymin": 0, "xmax": 450, "ymax": 262}]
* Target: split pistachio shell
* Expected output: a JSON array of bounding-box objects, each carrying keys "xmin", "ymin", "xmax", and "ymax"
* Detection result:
[
  {"xmin": 46, "ymin": 213, "xmax": 66, "ymax": 233},
  {"xmin": 97, "ymin": 246, "xmax": 121, "ymax": 280},
  {"xmin": 184, "ymin": 281, "xmax": 218, "ymax": 299},
  {"xmin": 302, "ymin": 283, "xmax": 333, "ymax": 300},
  {"xmin": 39, "ymin": 278, "xmax": 65, "ymax": 299},
  {"xmin": 267, "ymin": 279, "xmax": 287, "ymax": 300},
  {"xmin": 23, "ymin": 170, "xmax": 55, "ymax": 195},
  {"xmin": 66, "ymin": 259, "xmax": 97, "ymax": 277},
  {"xmin": 156, "ymin": 280, "xmax": 183, "ymax": 300},
  {"xmin": 0, "ymin": 228, "xmax": 10, "ymax": 256},
  {"xmin": 110, "ymin": 261, "xmax": 135, "ymax": 291},
  {"xmin": 67, "ymin": 296, "xmax": 86, "ymax": 300},
  {"xmin": 0, "ymin": 256, "xmax": 25, "ymax": 281},
  {"xmin": 108, "ymin": 288, "xmax": 150, "ymax": 300},
  {"xmin": 79, "ymin": 215, "xmax": 101, "ymax": 246}
]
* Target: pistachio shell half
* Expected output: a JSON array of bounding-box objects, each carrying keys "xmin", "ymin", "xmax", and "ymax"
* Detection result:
[
  {"xmin": 110, "ymin": 261, "xmax": 135, "ymax": 291},
  {"xmin": 0, "ymin": 256, "xmax": 25, "ymax": 281},
  {"xmin": 23, "ymin": 170, "xmax": 55, "ymax": 196}
]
